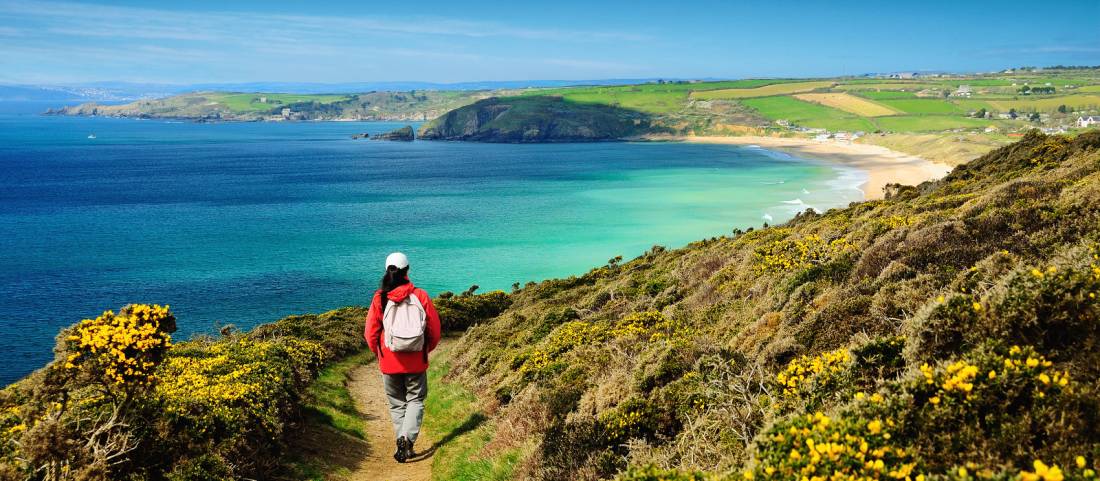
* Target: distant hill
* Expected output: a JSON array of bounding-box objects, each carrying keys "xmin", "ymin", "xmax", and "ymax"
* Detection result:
[
  {"xmin": 48, "ymin": 90, "xmax": 493, "ymax": 122},
  {"xmin": 418, "ymin": 96, "xmax": 662, "ymax": 142},
  {"xmin": 4, "ymin": 78, "xmax": 672, "ymax": 103}
]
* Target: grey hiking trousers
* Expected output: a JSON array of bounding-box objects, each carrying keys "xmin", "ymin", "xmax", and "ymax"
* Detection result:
[{"xmin": 382, "ymin": 372, "xmax": 428, "ymax": 444}]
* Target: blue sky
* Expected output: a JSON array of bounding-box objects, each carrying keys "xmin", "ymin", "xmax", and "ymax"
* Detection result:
[{"xmin": 1, "ymin": 0, "xmax": 1098, "ymax": 85}]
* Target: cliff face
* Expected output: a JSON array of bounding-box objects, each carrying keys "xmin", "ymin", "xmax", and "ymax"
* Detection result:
[{"xmin": 417, "ymin": 96, "xmax": 657, "ymax": 142}]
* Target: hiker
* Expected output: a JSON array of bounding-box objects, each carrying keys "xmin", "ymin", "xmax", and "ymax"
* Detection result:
[{"xmin": 364, "ymin": 252, "xmax": 442, "ymax": 463}]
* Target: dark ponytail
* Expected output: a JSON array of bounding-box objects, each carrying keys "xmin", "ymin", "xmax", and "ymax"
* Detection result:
[
  {"xmin": 376, "ymin": 265, "xmax": 411, "ymax": 360},
  {"xmin": 379, "ymin": 265, "xmax": 410, "ymax": 310}
]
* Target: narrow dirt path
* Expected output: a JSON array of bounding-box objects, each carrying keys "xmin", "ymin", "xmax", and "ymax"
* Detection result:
[{"xmin": 341, "ymin": 360, "xmax": 435, "ymax": 481}]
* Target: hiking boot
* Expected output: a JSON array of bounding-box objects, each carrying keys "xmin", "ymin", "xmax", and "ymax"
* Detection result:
[{"xmin": 394, "ymin": 436, "xmax": 409, "ymax": 463}]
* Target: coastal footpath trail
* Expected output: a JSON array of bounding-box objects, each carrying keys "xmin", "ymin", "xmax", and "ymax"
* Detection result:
[{"xmin": 341, "ymin": 358, "xmax": 436, "ymax": 481}]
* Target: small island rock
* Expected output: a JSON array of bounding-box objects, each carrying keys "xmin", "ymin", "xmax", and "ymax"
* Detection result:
[{"xmin": 373, "ymin": 125, "xmax": 415, "ymax": 141}]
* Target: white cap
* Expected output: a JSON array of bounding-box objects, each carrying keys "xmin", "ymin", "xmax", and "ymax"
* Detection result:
[{"xmin": 385, "ymin": 252, "xmax": 409, "ymax": 270}]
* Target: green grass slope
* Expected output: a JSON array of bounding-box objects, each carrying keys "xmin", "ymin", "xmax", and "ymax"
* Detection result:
[{"xmin": 445, "ymin": 131, "xmax": 1100, "ymax": 480}]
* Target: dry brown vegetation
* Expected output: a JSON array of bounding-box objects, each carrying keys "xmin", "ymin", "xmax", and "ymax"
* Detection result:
[{"xmin": 794, "ymin": 93, "xmax": 900, "ymax": 117}]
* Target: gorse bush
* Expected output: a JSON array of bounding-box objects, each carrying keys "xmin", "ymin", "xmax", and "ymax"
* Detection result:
[
  {"xmin": 0, "ymin": 304, "xmax": 345, "ymax": 481},
  {"xmin": 775, "ymin": 347, "xmax": 851, "ymax": 398},
  {"xmin": 446, "ymin": 131, "xmax": 1100, "ymax": 480},
  {"xmin": 752, "ymin": 233, "xmax": 855, "ymax": 274},
  {"xmin": 435, "ymin": 289, "xmax": 512, "ymax": 331},
  {"xmin": 157, "ymin": 338, "xmax": 324, "ymax": 448},
  {"xmin": 63, "ymin": 304, "xmax": 175, "ymax": 389}
]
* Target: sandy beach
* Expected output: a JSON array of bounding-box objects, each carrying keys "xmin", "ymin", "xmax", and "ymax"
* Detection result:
[{"xmin": 645, "ymin": 135, "xmax": 953, "ymax": 200}]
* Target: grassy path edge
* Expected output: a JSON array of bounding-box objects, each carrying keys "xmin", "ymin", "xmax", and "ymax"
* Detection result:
[{"xmin": 287, "ymin": 338, "xmax": 521, "ymax": 480}]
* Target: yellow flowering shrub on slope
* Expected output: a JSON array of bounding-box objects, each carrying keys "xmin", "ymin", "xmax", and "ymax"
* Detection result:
[
  {"xmin": 519, "ymin": 311, "xmax": 680, "ymax": 379},
  {"xmin": 157, "ymin": 337, "xmax": 324, "ymax": 439},
  {"xmin": 776, "ymin": 347, "xmax": 852, "ymax": 398},
  {"xmin": 0, "ymin": 303, "xmax": 343, "ymax": 481},
  {"xmin": 749, "ymin": 344, "xmax": 1096, "ymax": 481},
  {"xmin": 753, "ymin": 234, "xmax": 854, "ymax": 274},
  {"xmin": 62, "ymin": 303, "xmax": 175, "ymax": 390}
]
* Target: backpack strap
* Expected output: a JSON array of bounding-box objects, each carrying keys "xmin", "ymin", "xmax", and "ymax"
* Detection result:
[
  {"xmin": 375, "ymin": 289, "xmax": 386, "ymax": 358},
  {"xmin": 414, "ymin": 288, "xmax": 430, "ymax": 364}
]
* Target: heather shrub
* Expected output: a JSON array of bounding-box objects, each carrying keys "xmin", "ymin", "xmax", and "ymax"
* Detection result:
[
  {"xmin": 434, "ymin": 289, "xmax": 512, "ymax": 331},
  {"xmin": 616, "ymin": 465, "xmax": 713, "ymax": 481},
  {"xmin": 245, "ymin": 306, "xmax": 367, "ymax": 359},
  {"xmin": 904, "ymin": 294, "xmax": 982, "ymax": 364}
]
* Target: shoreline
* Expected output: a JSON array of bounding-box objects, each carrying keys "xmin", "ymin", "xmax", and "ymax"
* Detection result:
[{"xmin": 643, "ymin": 135, "xmax": 953, "ymax": 201}]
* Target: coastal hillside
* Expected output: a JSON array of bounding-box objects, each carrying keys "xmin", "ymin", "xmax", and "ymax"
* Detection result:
[
  {"xmin": 443, "ymin": 130, "xmax": 1100, "ymax": 480},
  {"xmin": 417, "ymin": 96, "xmax": 661, "ymax": 142},
  {"xmin": 47, "ymin": 90, "xmax": 491, "ymax": 121},
  {"xmin": 1, "ymin": 131, "xmax": 1098, "ymax": 481}
]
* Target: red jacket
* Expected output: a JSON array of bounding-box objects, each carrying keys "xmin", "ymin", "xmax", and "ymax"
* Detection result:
[{"xmin": 364, "ymin": 282, "xmax": 442, "ymax": 374}]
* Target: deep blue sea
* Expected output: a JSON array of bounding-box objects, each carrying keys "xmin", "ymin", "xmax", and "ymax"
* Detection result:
[{"xmin": 0, "ymin": 101, "xmax": 863, "ymax": 384}]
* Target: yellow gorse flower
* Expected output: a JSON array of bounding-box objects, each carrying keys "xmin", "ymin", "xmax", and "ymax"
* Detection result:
[
  {"xmin": 753, "ymin": 234, "xmax": 854, "ymax": 274},
  {"xmin": 776, "ymin": 348, "xmax": 851, "ymax": 398},
  {"xmin": 64, "ymin": 304, "xmax": 174, "ymax": 387},
  {"xmin": 1021, "ymin": 460, "xmax": 1064, "ymax": 481},
  {"xmin": 752, "ymin": 411, "xmax": 917, "ymax": 481}
]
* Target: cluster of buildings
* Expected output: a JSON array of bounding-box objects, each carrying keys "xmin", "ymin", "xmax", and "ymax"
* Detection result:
[
  {"xmin": 1078, "ymin": 116, "xmax": 1100, "ymax": 128},
  {"xmin": 812, "ymin": 131, "xmax": 862, "ymax": 143}
]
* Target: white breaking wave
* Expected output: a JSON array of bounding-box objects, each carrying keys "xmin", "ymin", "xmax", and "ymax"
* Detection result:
[{"xmin": 780, "ymin": 197, "xmax": 819, "ymax": 214}]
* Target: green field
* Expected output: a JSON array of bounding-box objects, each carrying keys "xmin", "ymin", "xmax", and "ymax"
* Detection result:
[
  {"xmin": 521, "ymin": 79, "xmax": 803, "ymax": 114},
  {"xmin": 835, "ymin": 82, "xmax": 944, "ymax": 92},
  {"xmin": 742, "ymin": 95, "xmax": 876, "ymax": 131},
  {"xmin": 874, "ymin": 115, "xmax": 996, "ymax": 132},
  {"xmin": 877, "ymin": 98, "xmax": 966, "ymax": 114},
  {"xmin": 986, "ymin": 94, "xmax": 1100, "ymax": 112},
  {"xmin": 525, "ymin": 86, "xmax": 687, "ymax": 114},
  {"xmin": 691, "ymin": 80, "xmax": 835, "ymax": 100},
  {"xmin": 214, "ymin": 93, "xmax": 351, "ymax": 112}
]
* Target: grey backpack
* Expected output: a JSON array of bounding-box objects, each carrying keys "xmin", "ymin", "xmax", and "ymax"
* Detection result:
[{"xmin": 382, "ymin": 293, "xmax": 427, "ymax": 352}]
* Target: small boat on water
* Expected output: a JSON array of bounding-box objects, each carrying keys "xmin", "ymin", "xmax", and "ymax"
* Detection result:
[{"xmin": 87, "ymin": 134, "xmax": 97, "ymax": 139}]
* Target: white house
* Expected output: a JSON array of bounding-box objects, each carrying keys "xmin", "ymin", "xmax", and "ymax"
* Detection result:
[
  {"xmin": 954, "ymin": 85, "xmax": 972, "ymax": 97},
  {"xmin": 1078, "ymin": 116, "xmax": 1100, "ymax": 128}
]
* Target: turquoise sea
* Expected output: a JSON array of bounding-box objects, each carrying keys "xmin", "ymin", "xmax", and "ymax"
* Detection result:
[{"xmin": 0, "ymin": 103, "xmax": 863, "ymax": 384}]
